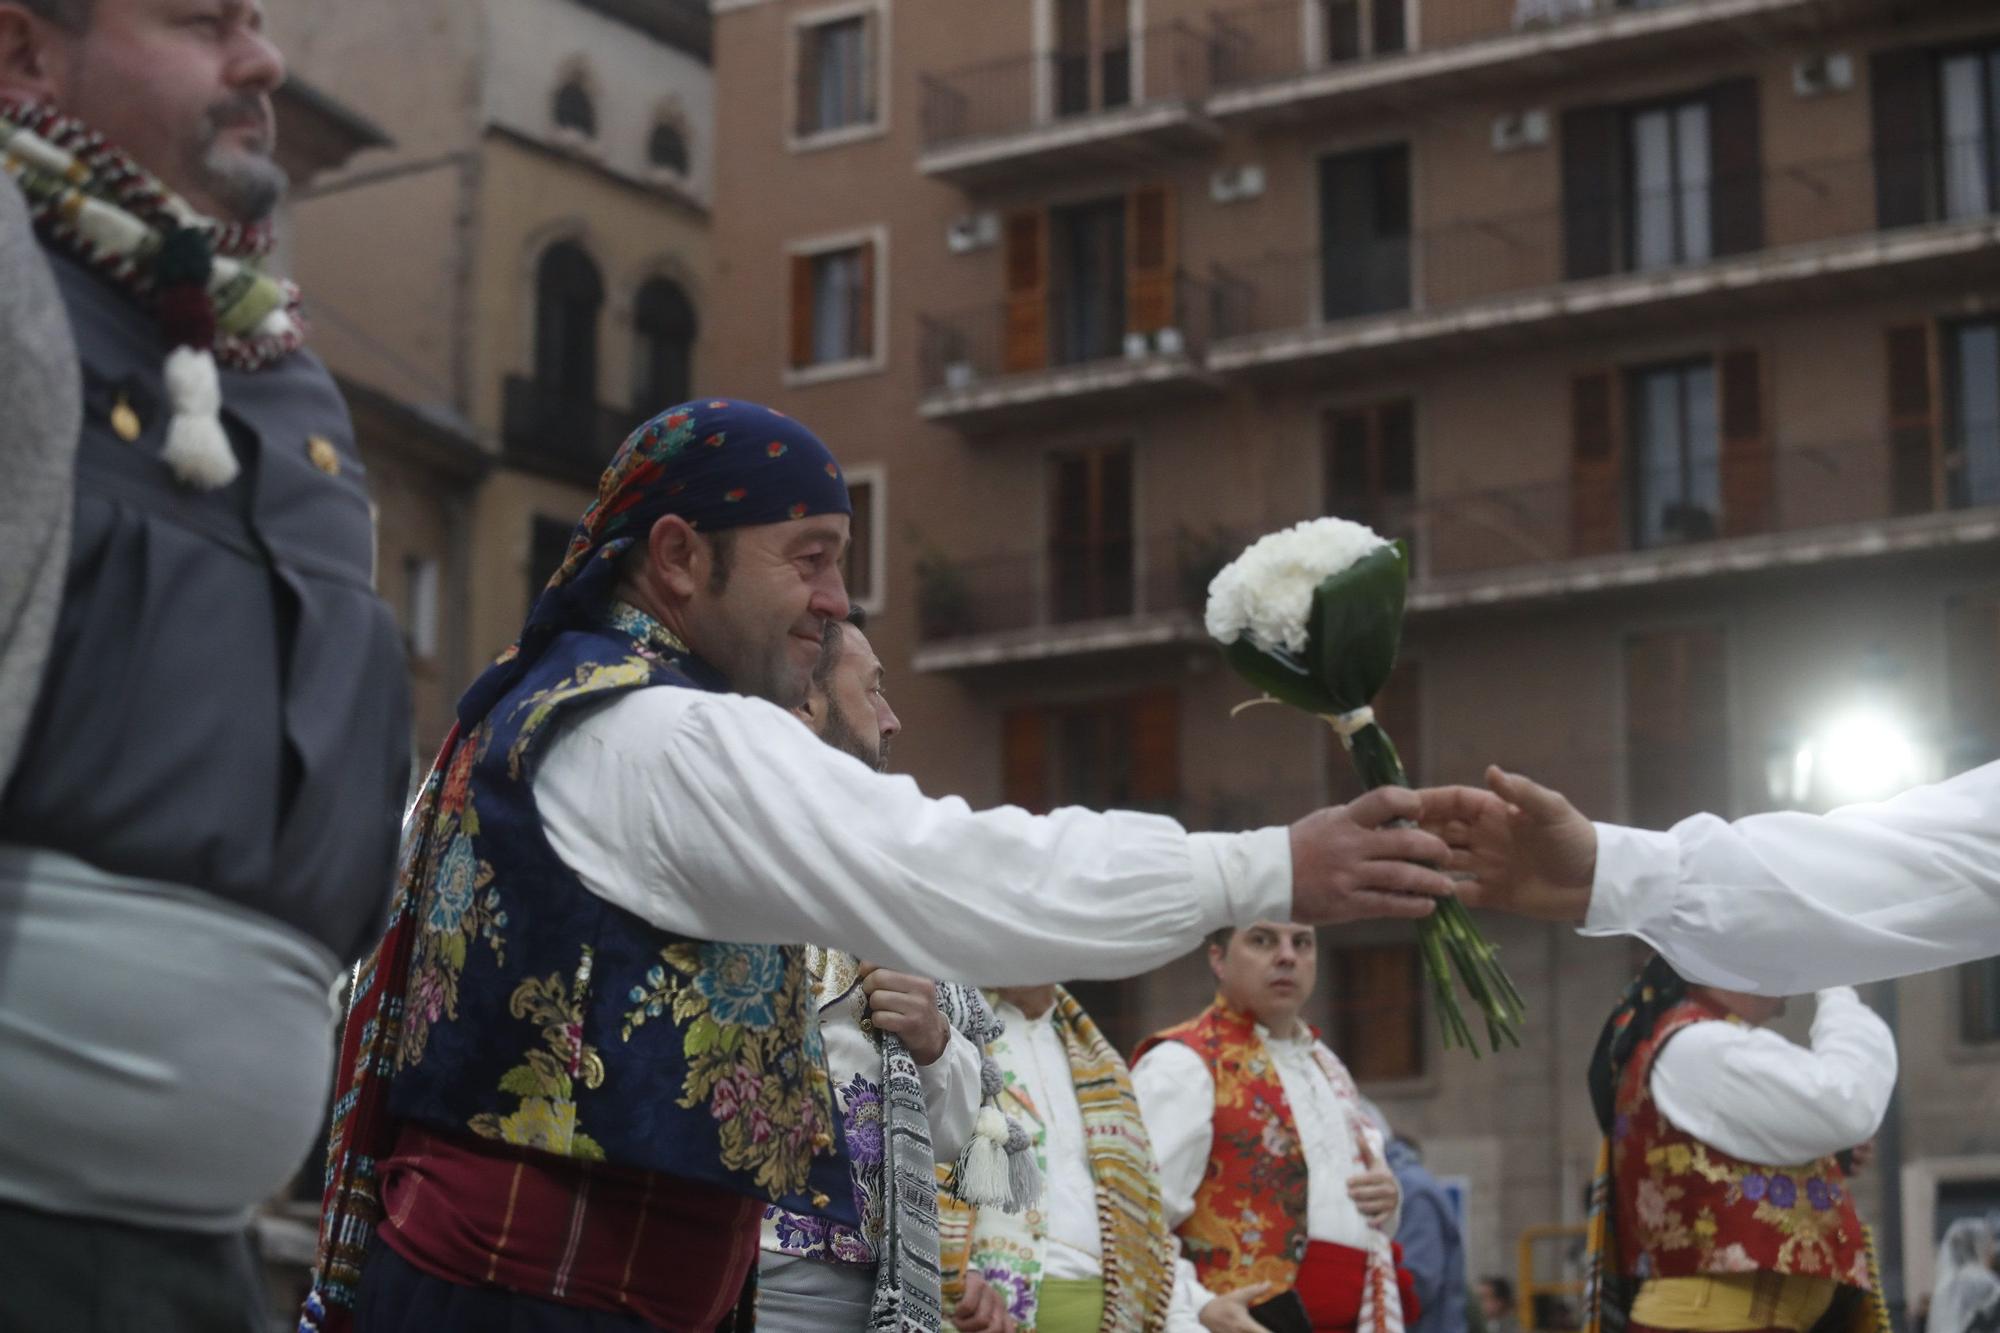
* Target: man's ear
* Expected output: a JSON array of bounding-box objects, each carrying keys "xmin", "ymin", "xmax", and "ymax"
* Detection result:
[
  {"xmin": 644, "ymin": 514, "xmax": 704, "ymax": 601},
  {"xmin": 0, "ymin": 6, "xmax": 65, "ymax": 104}
]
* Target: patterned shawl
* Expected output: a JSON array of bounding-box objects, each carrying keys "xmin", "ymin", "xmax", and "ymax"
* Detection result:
[{"xmin": 940, "ymin": 987, "xmax": 1177, "ymax": 1333}]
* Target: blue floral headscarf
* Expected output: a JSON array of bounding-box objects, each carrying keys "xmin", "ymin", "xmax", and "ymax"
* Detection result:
[{"xmin": 458, "ymin": 398, "xmax": 851, "ymax": 726}]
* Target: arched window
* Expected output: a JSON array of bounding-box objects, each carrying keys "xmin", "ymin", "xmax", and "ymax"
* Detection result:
[
  {"xmin": 648, "ymin": 120, "xmax": 689, "ymax": 174},
  {"xmin": 535, "ymin": 241, "xmax": 604, "ymax": 408},
  {"xmin": 631, "ymin": 277, "xmax": 697, "ymax": 413},
  {"xmin": 553, "ymin": 78, "xmax": 596, "ymax": 136}
]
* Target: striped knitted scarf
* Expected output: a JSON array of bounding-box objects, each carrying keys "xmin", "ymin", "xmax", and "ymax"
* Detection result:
[
  {"xmin": 940, "ymin": 988, "xmax": 1177, "ymax": 1333},
  {"xmin": 0, "ymin": 100, "xmax": 304, "ymax": 490},
  {"xmin": 803, "ymin": 951, "xmax": 1038, "ymax": 1333}
]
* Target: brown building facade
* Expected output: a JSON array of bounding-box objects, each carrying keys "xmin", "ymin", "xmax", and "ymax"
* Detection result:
[{"xmin": 711, "ymin": 0, "xmax": 2000, "ymax": 1309}]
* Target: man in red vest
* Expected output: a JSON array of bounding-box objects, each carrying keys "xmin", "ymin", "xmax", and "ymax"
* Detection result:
[
  {"xmin": 1133, "ymin": 923, "xmax": 1413, "ymax": 1333},
  {"xmin": 1582, "ymin": 956, "xmax": 1896, "ymax": 1333}
]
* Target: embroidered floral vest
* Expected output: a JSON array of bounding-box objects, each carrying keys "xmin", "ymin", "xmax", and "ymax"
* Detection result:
[
  {"xmin": 1614, "ymin": 999, "xmax": 1871, "ymax": 1289},
  {"xmin": 385, "ymin": 606, "xmax": 853, "ymax": 1222},
  {"xmin": 1134, "ymin": 1000, "xmax": 1311, "ymax": 1297}
]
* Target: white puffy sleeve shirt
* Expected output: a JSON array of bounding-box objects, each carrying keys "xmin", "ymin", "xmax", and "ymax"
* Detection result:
[
  {"xmin": 1133, "ymin": 1027, "xmax": 1393, "ymax": 1331},
  {"xmin": 1647, "ymin": 987, "xmax": 1897, "ymax": 1166},
  {"xmin": 1584, "ymin": 760, "xmax": 2000, "ymax": 993},
  {"xmin": 529, "ymin": 687, "xmax": 1294, "ymax": 986}
]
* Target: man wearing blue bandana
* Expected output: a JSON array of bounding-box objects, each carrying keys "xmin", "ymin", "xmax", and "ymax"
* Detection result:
[{"xmin": 307, "ymin": 399, "xmax": 1461, "ymax": 1333}]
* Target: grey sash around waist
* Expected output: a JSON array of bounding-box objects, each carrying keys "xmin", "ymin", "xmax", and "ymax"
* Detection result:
[
  {"xmin": 756, "ymin": 1252, "xmax": 878, "ymax": 1333},
  {"xmin": 0, "ymin": 844, "xmax": 342, "ymax": 1232}
]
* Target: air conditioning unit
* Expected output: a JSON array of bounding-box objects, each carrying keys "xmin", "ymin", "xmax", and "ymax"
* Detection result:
[
  {"xmin": 1210, "ymin": 163, "xmax": 1266, "ymax": 204},
  {"xmin": 1491, "ymin": 109, "xmax": 1551, "ymax": 154},
  {"xmin": 946, "ymin": 212, "xmax": 1000, "ymax": 255},
  {"xmin": 944, "ymin": 361, "xmax": 976, "ymax": 390},
  {"xmin": 1793, "ymin": 53, "xmax": 1854, "ymax": 98}
]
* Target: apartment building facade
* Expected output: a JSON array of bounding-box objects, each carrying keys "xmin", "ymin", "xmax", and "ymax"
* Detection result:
[{"xmin": 711, "ymin": 0, "xmax": 2000, "ymax": 1308}]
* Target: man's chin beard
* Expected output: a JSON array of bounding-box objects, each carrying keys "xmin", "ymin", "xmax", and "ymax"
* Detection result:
[{"xmin": 198, "ymin": 147, "xmax": 288, "ymax": 224}]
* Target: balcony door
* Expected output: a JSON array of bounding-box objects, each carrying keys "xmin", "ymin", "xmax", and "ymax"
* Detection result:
[
  {"xmin": 1052, "ymin": 0, "xmax": 1132, "ymax": 119},
  {"xmin": 1049, "ymin": 444, "xmax": 1134, "ymax": 623},
  {"xmin": 1941, "ymin": 47, "xmax": 2000, "ymax": 222},
  {"xmin": 1318, "ymin": 144, "xmax": 1410, "ymax": 320},
  {"xmin": 1050, "ymin": 197, "xmax": 1127, "ymax": 366}
]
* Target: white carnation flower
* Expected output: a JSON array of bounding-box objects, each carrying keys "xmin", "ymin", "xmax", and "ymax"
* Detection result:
[{"xmin": 1204, "ymin": 517, "xmax": 1389, "ymax": 654}]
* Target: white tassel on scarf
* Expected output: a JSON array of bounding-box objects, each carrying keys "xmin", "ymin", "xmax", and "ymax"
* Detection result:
[{"xmin": 160, "ymin": 345, "xmax": 237, "ymax": 489}]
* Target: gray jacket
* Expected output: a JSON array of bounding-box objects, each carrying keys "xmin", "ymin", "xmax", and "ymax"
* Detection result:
[{"xmin": 0, "ymin": 178, "xmax": 80, "ymax": 786}]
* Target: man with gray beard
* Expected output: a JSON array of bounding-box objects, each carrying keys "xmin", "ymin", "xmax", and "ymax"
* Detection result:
[
  {"xmin": 760, "ymin": 612, "xmax": 1018, "ymax": 1333},
  {"xmin": 0, "ymin": 0, "xmax": 409, "ymax": 1326}
]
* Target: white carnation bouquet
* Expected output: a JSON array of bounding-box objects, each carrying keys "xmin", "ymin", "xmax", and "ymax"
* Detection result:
[{"xmin": 1207, "ymin": 518, "xmax": 1523, "ymax": 1054}]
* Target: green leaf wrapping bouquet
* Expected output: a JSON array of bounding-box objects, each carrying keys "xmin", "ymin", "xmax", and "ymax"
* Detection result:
[{"xmin": 1206, "ymin": 518, "xmax": 1524, "ymax": 1054}]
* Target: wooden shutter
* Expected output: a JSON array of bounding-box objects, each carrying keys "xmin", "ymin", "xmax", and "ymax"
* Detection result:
[
  {"xmin": 1719, "ymin": 348, "xmax": 1772, "ymax": 537},
  {"xmin": 1708, "ymin": 78, "xmax": 1765, "ymax": 258},
  {"xmin": 1371, "ymin": 0, "xmax": 1407, "ymax": 56},
  {"xmin": 1125, "ymin": 184, "xmax": 1175, "ymax": 336},
  {"xmin": 1003, "ymin": 708, "xmax": 1050, "ymax": 813},
  {"xmin": 1003, "ymin": 210, "xmax": 1049, "ymax": 373},
  {"xmin": 1887, "ymin": 322, "xmax": 1940, "ymax": 515},
  {"xmin": 1871, "ymin": 48, "xmax": 1936, "ymax": 230},
  {"xmin": 796, "ymin": 25, "xmax": 821, "ymax": 136},
  {"xmin": 1625, "ymin": 627, "xmax": 1728, "ymax": 829},
  {"xmin": 1337, "ymin": 945, "xmax": 1423, "ymax": 1082},
  {"xmin": 1562, "ymin": 104, "xmax": 1620, "ymax": 280},
  {"xmin": 855, "ymin": 241, "xmax": 877, "ymax": 360},
  {"xmin": 1570, "ymin": 370, "xmax": 1623, "ymax": 555},
  {"xmin": 788, "ymin": 253, "xmax": 815, "ymax": 368},
  {"xmin": 1128, "ymin": 687, "xmax": 1180, "ymax": 810}
]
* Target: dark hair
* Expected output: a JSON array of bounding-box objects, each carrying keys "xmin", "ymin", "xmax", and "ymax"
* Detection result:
[
  {"xmin": 809, "ymin": 607, "xmax": 869, "ymax": 691},
  {"xmin": 705, "ymin": 529, "xmax": 737, "ymax": 593},
  {"xmin": 20, "ymin": 0, "xmax": 91, "ymax": 29},
  {"xmin": 1206, "ymin": 926, "xmax": 1234, "ymax": 953},
  {"xmin": 1482, "ymin": 1277, "xmax": 1514, "ymax": 1305}
]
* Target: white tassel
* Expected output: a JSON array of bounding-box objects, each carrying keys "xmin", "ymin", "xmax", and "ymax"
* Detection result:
[
  {"xmin": 160, "ymin": 345, "xmax": 238, "ymax": 490},
  {"xmin": 952, "ymin": 1106, "xmax": 1013, "ymax": 1208}
]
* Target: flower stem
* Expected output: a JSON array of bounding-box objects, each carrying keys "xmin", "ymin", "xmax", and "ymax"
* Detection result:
[{"xmin": 1333, "ymin": 718, "xmax": 1524, "ymax": 1055}]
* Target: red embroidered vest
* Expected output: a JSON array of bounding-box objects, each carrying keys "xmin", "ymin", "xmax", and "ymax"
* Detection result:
[
  {"xmin": 1613, "ymin": 999, "xmax": 1873, "ymax": 1290},
  {"xmin": 1135, "ymin": 999, "xmax": 1311, "ymax": 1296}
]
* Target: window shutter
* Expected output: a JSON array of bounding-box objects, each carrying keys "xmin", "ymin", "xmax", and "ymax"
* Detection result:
[
  {"xmin": 1003, "ymin": 708, "xmax": 1050, "ymax": 813},
  {"xmin": 788, "ymin": 253, "xmax": 816, "ymax": 369},
  {"xmin": 1003, "ymin": 210, "xmax": 1050, "ymax": 373},
  {"xmin": 797, "ymin": 26, "xmax": 821, "ymax": 137},
  {"xmin": 1625, "ymin": 627, "xmax": 1728, "ymax": 829},
  {"xmin": 1125, "ymin": 184, "xmax": 1175, "ymax": 336},
  {"xmin": 1570, "ymin": 370, "xmax": 1623, "ymax": 555},
  {"xmin": 1561, "ymin": 105, "xmax": 1620, "ymax": 280},
  {"xmin": 1886, "ymin": 322, "xmax": 1939, "ymax": 515},
  {"xmin": 1336, "ymin": 945, "xmax": 1423, "ymax": 1082},
  {"xmin": 1371, "ymin": 0, "xmax": 1407, "ymax": 56},
  {"xmin": 1128, "ymin": 687, "xmax": 1180, "ymax": 811},
  {"xmin": 1708, "ymin": 78, "xmax": 1765, "ymax": 258},
  {"xmin": 861, "ymin": 10, "xmax": 882, "ymax": 124},
  {"xmin": 1719, "ymin": 348, "xmax": 1772, "ymax": 537},
  {"xmin": 1871, "ymin": 48, "xmax": 1936, "ymax": 230},
  {"xmin": 855, "ymin": 240, "xmax": 877, "ymax": 360}
]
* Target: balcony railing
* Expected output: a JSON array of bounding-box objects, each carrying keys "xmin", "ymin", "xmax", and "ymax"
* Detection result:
[
  {"xmin": 920, "ymin": 20, "xmax": 1215, "ymax": 155},
  {"xmin": 501, "ymin": 375, "xmax": 647, "ymax": 487},
  {"xmin": 1206, "ymin": 0, "xmax": 1767, "ymax": 99},
  {"xmin": 1211, "ymin": 146, "xmax": 2000, "ymax": 358},
  {"xmin": 915, "ymin": 526, "xmax": 1250, "ymax": 645},
  {"xmin": 920, "ymin": 270, "xmax": 1213, "ymax": 397},
  {"xmin": 915, "ymin": 434, "xmax": 2000, "ymax": 652}
]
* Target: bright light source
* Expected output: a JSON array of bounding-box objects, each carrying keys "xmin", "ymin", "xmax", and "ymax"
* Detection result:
[{"xmin": 1796, "ymin": 708, "xmax": 1920, "ymax": 807}]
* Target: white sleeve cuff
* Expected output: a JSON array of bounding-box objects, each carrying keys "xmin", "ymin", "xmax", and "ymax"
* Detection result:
[
  {"xmin": 1189, "ymin": 827, "xmax": 1293, "ymax": 931},
  {"xmin": 1582, "ymin": 822, "xmax": 1684, "ymax": 939}
]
